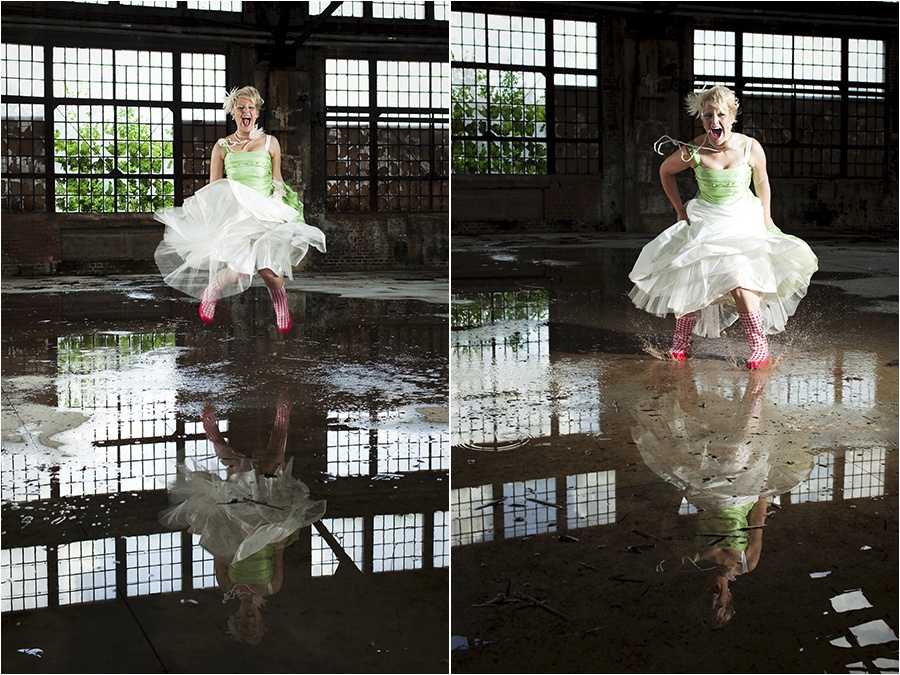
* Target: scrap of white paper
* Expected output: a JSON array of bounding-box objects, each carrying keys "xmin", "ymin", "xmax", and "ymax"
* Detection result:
[
  {"xmin": 850, "ymin": 619, "xmax": 898, "ymax": 647},
  {"xmin": 831, "ymin": 589, "xmax": 873, "ymax": 613}
]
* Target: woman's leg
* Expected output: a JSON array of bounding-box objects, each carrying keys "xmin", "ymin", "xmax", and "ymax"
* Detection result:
[
  {"xmin": 670, "ymin": 311, "xmax": 700, "ymax": 360},
  {"xmin": 730, "ymin": 287, "xmax": 761, "ymax": 314},
  {"xmin": 258, "ymin": 396, "xmax": 292, "ymax": 476},
  {"xmin": 732, "ymin": 288, "xmax": 769, "ymax": 369},
  {"xmin": 259, "ymin": 268, "xmax": 292, "ymax": 333},
  {"xmin": 201, "ymin": 404, "xmax": 252, "ymax": 475},
  {"xmin": 199, "ymin": 267, "xmax": 243, "ymax": 324}
]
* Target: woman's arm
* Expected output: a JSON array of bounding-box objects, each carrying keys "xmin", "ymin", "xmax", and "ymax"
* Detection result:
[
  {"xmin": 269, "ymin": 135, "xmax": 285, "ymax": 184},
  {"xmin": 659, "ymin": 149, "xmax": 694, "ymax": 224},
  {"xmin": 214, "ymin": 559, "xmax": 230, "ymax": 589},
  {"xmin": 270, "ymin": 545, "xmax": 285, "ymax": 594},
  {"xmin": 210, "ymin": 142, "xmax": 225, "ymax": 183},
  {"xmin": 749, "ymin": 138, "xmax": 773, "ymax": 227},
  {"xmin": 744, "ymin": 496, "xmax": 768, "ymax": 572}
]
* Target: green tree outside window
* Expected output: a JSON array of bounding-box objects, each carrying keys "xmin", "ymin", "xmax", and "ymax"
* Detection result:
[
  {"xmin": 452, "ymin": 68, "xmax": 547, "ymax": 175},
  {"xmin": 54, "ymin": 106, "xmax": 174, "ymax": 212}
]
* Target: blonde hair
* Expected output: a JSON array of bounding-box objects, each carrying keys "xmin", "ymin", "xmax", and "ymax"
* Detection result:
[
  {"xmin": 684, "ymin": 85, "xmax": 739, "ymax": 119},
  {"xmin": 224, "ymin": 86, "xmax": 264, "ymax": 115}
]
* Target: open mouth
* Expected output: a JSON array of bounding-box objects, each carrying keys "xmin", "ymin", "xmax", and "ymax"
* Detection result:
[
  {"xmin": 709, "ymin": 127, "xmax": 724, "ymax": 141},
  {"xmin": 240, "ymin": 115, "xmax": 252, "ymax": 128}
]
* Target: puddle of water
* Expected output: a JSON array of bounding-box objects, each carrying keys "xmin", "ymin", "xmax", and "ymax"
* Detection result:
[
  {"xmin": 451, "ymin": 239, "xmax": 897, "ymax": 674},
  {"xmin": 1, "ymin": 283, "xmax": 448, "ymax": 672}
]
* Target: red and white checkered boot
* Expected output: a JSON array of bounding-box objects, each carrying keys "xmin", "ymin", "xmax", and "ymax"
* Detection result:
[
  {"xmin": 199, "ymin": 277, "xmax": 222, "ymax": 324},
  {"xmin": 739, "ymin": 310, "xmax": 770, "ymax": 369},
  {"xmin": 269, "ymin": 285, "xmax": 293, "ymax": 333},
  {"xmin": 670, "ymin": 313, "xmax": 698, "ymax": 360}
]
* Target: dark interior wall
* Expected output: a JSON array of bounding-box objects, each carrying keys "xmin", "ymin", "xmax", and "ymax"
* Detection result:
[
  {"xmin": 451, "ymin": 1, "xmax": 899, "ymax": 236},
  {"xmin": 1, "ymin": 1, "xmax": 449, "ymax": 276}
]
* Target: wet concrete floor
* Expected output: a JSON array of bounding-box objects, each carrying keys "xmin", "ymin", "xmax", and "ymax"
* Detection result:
[
  {"xmin": 1, "ymin": 272, "xmax": 449, "ymax": 673},
  {"xmin": 450, "ymin": 233, "xmax": 898, "ymax": 674}
]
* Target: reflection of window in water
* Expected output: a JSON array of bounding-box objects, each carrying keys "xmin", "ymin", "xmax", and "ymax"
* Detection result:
[
  {"xmin": 451, "ymin": 485, "xmax": 495, "ymax": 546},
  {"xmin": 374, "ymin": 513, "xmax": 423, "ymax": 572},
  {"xmin": 1, "ymin": 453, "xmax": 52, "ymax": 503},
  {"xmin": 58, "ymin": 539, "xmax": 116, "ymax": 605},
  {"xmin": 182, "ymin": 418, "xmax": 229, "ymax": 477},
  {"xmin": 840, "ymin": 352, "xmax": 877, "ymax": 409},
  {"xmin": 845, "ymin": 447, "xmax": 886, "ymax": 499},
  {"xmin": 792, "ymin": 453, "xmax": 835, "ymax": 503},
  {"xmin": 53, "ymin": 333, "xmax": 180, "ymax": 496},
  {"xmin": 451, "ymin": 290, "xmax": 549, "ymax": 330},
  {"xmin": 327, "ymin": 410, "xmax": 448, "ymax": 478},
  {"xmin": 1, "ymin": 546, "xmax": 49, "ymax": 611},
  {"xmin": 453, "ymin": 290, "xmax": 602, "ymax": 445},
  {"xmin": 191, "ymin": 534, "xmax": 218, "ymax": 589},
  {"xmin": 312, "ymin": 517, "xmax": 365, "ymax": 577},
  {"xmin": 125, "ymin": 533, "xmax": 181, "ymax": 597},
  {"xmin": 692, "ymin": 348, "xmax": 879, "ymax": 410},
  {"xmin": 433, "ymin": 510, "xmax": 449, "ymax": 568},
  {"xmin": 566, "ymin": 471, "xmax": 615, "ymax": 529},
  {"xmin": 503, "ymin": 478, "xmax": 556, "ymax": 538}
]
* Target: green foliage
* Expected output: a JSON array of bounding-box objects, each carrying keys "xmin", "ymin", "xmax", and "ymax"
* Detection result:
[
  {"xmin": 54, "ymin": 107, "xmax": 174, "ymax": 212},
  {"xmin": 452, "ymin": 69, "xmax": 547, "ymax": 175}
]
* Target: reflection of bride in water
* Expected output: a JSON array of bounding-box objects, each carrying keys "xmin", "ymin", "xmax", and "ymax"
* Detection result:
[
  {"xmin": 631, "ymin": 368, "xmax": 814, "ymax": 629},
  {"xmin": 159, "ymin": 396, "xmax": 326, "ymax": 644}
]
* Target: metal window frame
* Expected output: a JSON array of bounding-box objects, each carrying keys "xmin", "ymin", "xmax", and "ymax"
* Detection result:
[
  {"xmin": 694, "ymin": 30, "xmax": 888, "ymax": 179},
  {"xmin": 450, "ymin": 10, "xmax": 601, "ymax": 176}
]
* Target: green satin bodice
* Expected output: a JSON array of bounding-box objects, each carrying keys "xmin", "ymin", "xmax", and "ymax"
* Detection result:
[
  {"xmin": 689, "ymin": 146, "xmax": 756, "ymax": 207},
  {"xmin": 224, "ymin": 150, "xmax": 274, "ymax": 197},
  {"xmin": 228, "ymin": 544, "xmax": 276, "ymax": 586},
  {"xmin": 226, "ymin": 529, "xmax": 299, "ymax": 588},
  {"xmin": 695, "ymin": 501, "xmax": 755, "ymax": 552},
  {"xmin": 221, "ymin": 140, "xmax": 305, "ymax": 219}
]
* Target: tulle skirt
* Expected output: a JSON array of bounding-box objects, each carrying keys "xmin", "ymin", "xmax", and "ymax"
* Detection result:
[
  {"xmin": 628, "ymin": 196, "xmax": 817, "ymax": 337},
  {"xmin": 159, "ymin": 457, "xmax": 326, "ymax": 565},
  {"xmin": 631, "ymin": 394, "xmax": 814, "ymax": 511},
  {"xmin": 154, "ymin": 179, "xmax": 327, "ymax": 300}
]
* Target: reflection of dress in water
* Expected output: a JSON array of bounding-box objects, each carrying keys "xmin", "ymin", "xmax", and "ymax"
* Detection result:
[
  {"xmin": 629, "ymin": 139, "xmax": 817, "ymax": 337},
  {"xmin": 631, "ymin": 383, "xmax": 813, "ymax": 568},
  {"xmin": 159, "ymin": 457, "xmax": 326, "ymax": 566},
  {"xmin": 154, "ymin": 135, "xmax": 326, "ymax": 300}
]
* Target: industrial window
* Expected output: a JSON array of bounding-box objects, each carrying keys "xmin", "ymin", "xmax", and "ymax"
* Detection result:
[
  {"xmin": 450, "ymin": 485, "xmax": 495, "ymax": 546},
  {"xmin": 125, "ymin": 533, "xmax": 182, "ymax": 596},
  {"xmin": 373, "ymin": 512, "xmax": 424, "ymax": 572},
  {"xmin": 451, "ymin": 11, "xmax": 600, "ymax": 175},
  {"xmin": 693, "ymin": 30, "xmax": 887, "ymax": 179},
  {"xmin": 325, "ymin": 58, "xmax": 449, "ymax": 212},
  {"xmin": 58, "ymin": 539, "xmax": 117, "ymax": 605},
  {"xmin": 1, "ymin": 42, "xmax": 226, "ymax": 213},
  {"xmin": 565, "ymin": 471, "xmax": 616, "ymax": 529},
  {"xmin": 433, "ymin": 509, "xmax": 450, "ymax": 568},
  {"xmin": 58, "ymin": 0, "xmax": 243, "ymax": 10},
  {"xmin": 1, "ymin": 547, "xmax": 49, "ymax": 612},
  {"xmin": 502, "ymin": 477, "xmax": 557, "ymax": 538},
  {"xmin": 310, "ymin": 1, "xmax": 448, "ymax": 20},
  {"xmin": 311, "ymin": 517, "xmax": 365, "ymax": 576}
]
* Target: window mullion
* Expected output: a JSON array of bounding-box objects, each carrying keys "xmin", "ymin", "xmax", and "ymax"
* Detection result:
[
  {"xmin": 839, "ymin": 38, "xmax": 849, "ymax": 179},
  {"xmin": 544, "ymin": 20, "xmax": 554, "ymax": 175},
  {"xmin": 369, "ymin": 59, "xmax": 378, "ymax": 212},
  {"xmin": 45, "ymin": 42, "xmax": 56, "ymax": 212}
]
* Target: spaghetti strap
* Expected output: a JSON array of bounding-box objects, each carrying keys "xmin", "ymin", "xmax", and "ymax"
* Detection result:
[
  {"xmin": 265, "ymin": 134, "xmax": 271, "ymax": 151},
  {"xmin": 743, "ymin": 136, "xmax": 753, "ymax": 164},
  {"xmin": 689, "ymin": 145, "xmax": 701, "ymax": 167}
]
